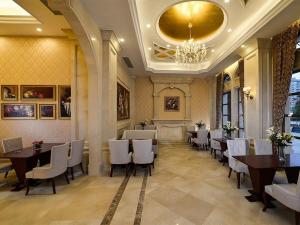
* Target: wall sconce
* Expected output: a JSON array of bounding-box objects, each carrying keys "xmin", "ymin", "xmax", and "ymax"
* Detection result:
[{"xmin": 243, "ymin": 87, "xmax": 254, "ymax": 100}]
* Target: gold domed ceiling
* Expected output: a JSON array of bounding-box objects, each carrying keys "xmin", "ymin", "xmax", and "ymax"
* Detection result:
[{"xmin": 158, "ymin": 1, "xmax": 225, "ymax": 42}]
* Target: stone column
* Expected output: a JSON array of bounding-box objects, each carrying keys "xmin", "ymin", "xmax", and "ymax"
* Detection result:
[
  {"xmin": 184, "ymin": 94, "xmax": 191, "ymax": 120},
  {"xmin": 153, "ymin": 93, "xmax": 160, "ymax": 120}
]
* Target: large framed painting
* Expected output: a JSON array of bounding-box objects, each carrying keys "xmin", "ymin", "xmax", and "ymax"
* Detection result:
[
  {"xmin": 20, "ymin": 85, "xmax": 56, "ymax": 101},
  {"xmin": 39, "ymin": 104, "xmax": 56, "ymax": 120},
  {"xmin": 117, "ymin": 82, "xmax": 130, "ymax": 121},
  {"xmin": 1, "ymin": 85, "xmax": 18, "ymax": 101},
  {"xmin": 164, "ymin": 96, "xmax": 180, "ymax": 112},
  {"xmin": 1, "ymin": 103, "xmax": 37, "ymax": 120},
  {"xmin": 58, "ymin": 85, "xmax": 71, "ymax": 119}
]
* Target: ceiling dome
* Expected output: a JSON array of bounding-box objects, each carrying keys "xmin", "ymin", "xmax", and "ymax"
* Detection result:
[{"xmin": 158, "ymin": 0, "xmax": 225, "ymax": 43}]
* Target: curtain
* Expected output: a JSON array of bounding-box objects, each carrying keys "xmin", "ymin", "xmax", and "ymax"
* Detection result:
[
  {"xmin": 272, "ymin": 22, "xmax": 299, "ymax": 132},
  {"xmin": 215, "ymin": 73, "xmax": 223, "ymax": 129}
]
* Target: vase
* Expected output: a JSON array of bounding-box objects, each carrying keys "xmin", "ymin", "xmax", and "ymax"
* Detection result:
[{"xmin": 277, "ymin": 145, "xmax": 285, "ymax": 162}]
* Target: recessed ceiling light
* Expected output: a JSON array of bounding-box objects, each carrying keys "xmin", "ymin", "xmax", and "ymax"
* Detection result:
[
  {"xmin": 146, "ymin": 24, "xmax": 151, "ymax": 28},
  {"xmin": 227, "ymin": 28, "xmax": 232, "ymax": 33},
  {"xmin": 36, "ymin": 27, "xmax": 42, "ymax": 32},
  {"xmin": 148, "ymin": 47, "xmax": 152, "ymax": 50},
  {"xmin": 224, "ymin": 0, "xmax": 230, "ymax": 3},
  {"xmin": 91, "ymin": 37, "xmax": 96, "ymax": 41},
  {"xmin": 166, "ymin": 44, "xmax": 170, "ymax": 48},
  {"xmin": 211, "ymin": 49, "xmax": 215, "ymax": 53},
  {"xmin": 119, "ymin": 38, "xmax": 125, "ymax": 43},
  {"xmin": 241, "ymin": 45, "xmax": 246, "ymax": 48}
]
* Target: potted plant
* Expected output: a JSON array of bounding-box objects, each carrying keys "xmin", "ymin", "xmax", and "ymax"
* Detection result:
[
  {"xmin": 140, "ymin": 119, "xmax": 149, "ymax": 129},
  {"xmin": 223, "ymin": 121, "xmax": 238, "ymax": 138},
  {"xmin": 195, "ymin": 121, "xmax": 206, "ymax": 130},
  {"xmin": 266, "ymin": 127, "xmax": 293, "ymax": 161},
  {"xmin": 32, "ymin": 140, "xmax": 43, "ymax": 150}
]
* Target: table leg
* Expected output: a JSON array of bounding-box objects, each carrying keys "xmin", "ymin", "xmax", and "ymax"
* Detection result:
[
  {"xmin": 245, "ymin": 167, "xmax": 276, "ymax": 202},
  {"xmin": 285, "ymin": 168, "xmax": 300, "ymax": 183}
]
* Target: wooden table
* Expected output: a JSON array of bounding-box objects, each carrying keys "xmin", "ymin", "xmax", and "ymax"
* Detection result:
[
  {"xmin": 234, "ymin": 154, "xmax": 300, "ymax": 202},
  {"xmin": 0, "ymin": 143, "xmax": 63, "ymax": 191}
]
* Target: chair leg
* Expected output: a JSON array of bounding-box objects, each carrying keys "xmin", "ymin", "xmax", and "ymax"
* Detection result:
[
  {"xmin": 148, "ymin": 164, "xmax": 152, "ymax": 176},
  {"xmin": 4, "ymin": 171, "xmax": 8, "ymax": 178},
  {"xmin": 79, "ymin": 162, "xmax": 84, "ymax": 174},
  {"xmin": 51, "ymin": 178, "xmax": 56, "ymax": 194},
  {"xmin": 295, "ymin": 211, "xmax": 300, "ymax": 225},
  {"xmin": 236, "ymin": 172, "xmax": 241, "ymax": 189},
  {"xmin": 110, "ymin": 165, "xmax": 114, "ymax": 177},
  {"xmin": 214, "ymin": 150, "xmax": 217, "ymax": 159},
  {"xmin": 25, "ymin": 179, "xmax": 30, "ymax": 196},
  {"xmin": 64, "ymin": 171, "xmax": 70, "ymax": 184},
  {"xmin": 262, "ymin": 191, "xmax": 268, "ymax": 212},
  {"xmin": 228, "ymin": 168, "xmax": 232, "ymax": 178},
  {"xmin": 71, "ymin": 167, "xmax": 74, "ymax": 180},
  {"xmin": 210, "ymin": 148, "xmax": 213, "ymax": 155},
  {"xmin": 152, "ymin": 161, "xmax": 155, "ymax": 168},
  {"xmin": 125, "ymin": 164, "xmax": 128, "ymax": 177},
  {"xmin": 134, "ymin": 164, "xmax": 137, "ymax": 176}
]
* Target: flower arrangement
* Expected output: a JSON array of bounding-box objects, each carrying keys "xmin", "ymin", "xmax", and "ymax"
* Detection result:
[
  {"xmin": 32, "ymin": 140, "xmax": 43, "ymax": 149},
  {"xmin": 195, "ymin": 121, "xmax": 206, "ymax": 129},
  {"xmin": 266, "ymin": 127, "xmax": 293, "ymax": 146},
  {"xmin": 140, "ymin": 119, "xmax": 149, "ymax": 127},
  {"xmin": 223, "ymin": 121, "xmax": 238, "ymax": 135}
]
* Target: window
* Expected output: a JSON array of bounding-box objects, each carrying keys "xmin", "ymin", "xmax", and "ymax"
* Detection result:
[
  {"xmin": 222, "ymin": 92, "xmax": 231, "ymax": 126},
  {"xmin": 237, "ymin": 88, "xmax": 245, "ymax": 137}
]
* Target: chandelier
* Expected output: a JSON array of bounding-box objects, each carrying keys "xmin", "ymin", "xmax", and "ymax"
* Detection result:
[{"xmin": 175, "ymin": 23, "xmax": 207, "ymax": 64}]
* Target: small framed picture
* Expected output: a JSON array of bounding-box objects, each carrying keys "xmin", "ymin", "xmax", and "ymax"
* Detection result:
[
  {"xmin": 1, "ymin": 103, "xmax": 37, "ymax": 120},
  {"xmin": 58, "ymin": 85, "xmax": 71, "ymax": 119},
  {"xmin": 164, "ymin": 96, "xmax": 180, "ymax": 112},
  {"xmin": 39, "ymin": 104, "xmax": 56, "ymax": 120},
  {"xmin": 20, "ymin": 85, "xmax": 56, "ymax": 101},
  {"xmin": 1, "ymin": 85, "xmax": 18, "ymax": 101}
]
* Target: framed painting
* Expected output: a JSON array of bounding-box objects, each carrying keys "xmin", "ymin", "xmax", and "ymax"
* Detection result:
[
  {"xmin": 1, "ymin": 85, "xmax": 18, "ymax": 101},
  {"xmin": 1, "ymin": 103, "xmax": 37, "ymax": 120},
  {"xmin": 20, "ymin": 85, "xmax": 56, "ymax": 101},
  {"xmin": 58, "ymin": 85, "xmax": 71, "ymax": 119},
  {"xmin": 117, "ymin": 82, "xmax": 130, "ymax": 121},
  {"xmin": 164, "ymin": 96, "xmax": 180, "ymax": 112},
  {"xmin": 39, "ymin": 104, "xmax": 56, "ymax": 120}
]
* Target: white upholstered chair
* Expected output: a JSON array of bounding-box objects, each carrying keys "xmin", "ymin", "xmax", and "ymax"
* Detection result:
[
  {"xmin": 108, "ymin": 139, "xmax": 132, "ymax": 177},
  {"xmin": 254, "ymin": 139, "xmax": 273, "ymax": 155},
  {"xmin": 132, "ymin": 139, "xmax": 154, "ymax": 176},
  {"xmin": 1, "ymin": 137, "xmax": 22, "ymax": 178},
  {"xmin": 25, "ymin": 143, "xmax": 70, "ymax": 195},
  {"xmin": 227, "ymin": 139, "xmax": 248, "ymax": 189},
  {"xmin": 210, "ymin": 129, "xmax": 223, "ymax": 158},
  {"xmin": 67, "ymin": 140, "xmax": 85, "ymax": 180},
  {"xmin": 192, "ymin": 129, "xmax": 209, "ymax": 150},
  {"xmin": 144, "ymin": 125, "xmax": 156, "ymax": 130},
  {"xmin": 134, "ymin": 125, "xmax": 143, "ymax": 130},
  {"xmin": 263, "ymin": 173, "xmax": 300, "ymax": 225}
]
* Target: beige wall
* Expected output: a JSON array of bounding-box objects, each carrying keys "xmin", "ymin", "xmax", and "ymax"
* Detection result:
[
  {"xmin": 0, "ymin": 37, "xmax": 74, "ymax": 147},
  {"xmin": 135, "ymin": 77, "xmax": 212, "ymax": 128}
]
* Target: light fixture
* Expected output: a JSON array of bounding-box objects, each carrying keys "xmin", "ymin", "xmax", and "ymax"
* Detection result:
[
  {"xmin": 227, "ymin": 28, "xmax": 232, "ymax": 33},
  {"xmin": 224, "ymin": 0, "xmax": 230, "ymax": 3},
  {"xmin": 148, "ymin": 47, "xmax": 152, "ymax": 51},
  {"xmin": 91, "ymin": 37, "xmax": 96, "ymax": 41},
  {"xmin": 146, "ymin": 24, "xmax": 151, "ymax": 28},
  {"xmin": 243, "ymin": 87, "xmax": 254, "ymax": 100},
  {"xmin": 211, "ymin": 49, "xmax": 215, "ymax": 53},
  {"xmin": 241, "ymin": 44, "xmax": 245, "ymax": 48},
  {"xmin": 175, "ymin": 23, "xmax": 207, "ymax": 65},
  {"xmin": 166, "ymin": 44, "xmax": 170, "ymax": 48},
  {"xmin": 36, "ymin": 27, "xmax": 42, "ymax": 32},
  {"xmin": 119, "ymin": 38, "xmax": 125, "ymax": 43}
]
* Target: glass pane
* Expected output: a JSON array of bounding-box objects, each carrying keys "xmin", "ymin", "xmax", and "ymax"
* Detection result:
[
  {"xmin": 239, "ymin": 102, "xmax": 243, "ymax": 115},
  {"xmin": 239, "ymin": 116, "xmax": 244, "ymax": 128},
  {"xmin": 223, "ymin": 116, "xmax": 229, "ymax": 125},
  {"xmin": 223, "ymin": 105, "xmax": 228, "ymax": 115},
  {"xmin": 239, "ymin": 129, "xmax": 245, "ymax": 138},
  {"xmin": 238, "ymin": 90, "xmax": 242, "ymax": 102},
  {"xmin": 290, "ymin": 72, "xmax": 300, "ymax": 94},
  {"xmin": 284, "ymin": 116, "xmax": 300, "ymax": 154},
  {"xmin": 287, "ymin": 95, "xmax": 300, "ymax": 116},
  {"xmin": 223, "ymin": 94, "xmax": 228, "ymax": 104}
]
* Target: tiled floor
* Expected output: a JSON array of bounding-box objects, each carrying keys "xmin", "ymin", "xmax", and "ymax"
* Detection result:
[{"xmin": 0, "ymin": 144, "xmax": 295, "ymax": 225}]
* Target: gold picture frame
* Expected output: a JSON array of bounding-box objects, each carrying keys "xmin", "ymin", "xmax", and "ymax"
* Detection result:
[
  {"xmin": 20, "ymin": 85, "xmax": 56, "ymax": 101},
  {"xmin": 1, "ymin": 103, "xmax": 37, "ymax": 120},
  {"xmin": 1, "ymin": 85, "xmax": 18, "ymax": 101},
  {"xmin": 39, "ymin": 104, "xmax": 56, "ymax": 120},
  {"xmin": 58, "ymin": 85, "xmax": 71, "ymax": 119}
]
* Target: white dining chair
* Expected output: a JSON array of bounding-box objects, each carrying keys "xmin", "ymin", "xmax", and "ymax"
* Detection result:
[
  {"xmin": 254, "ymin": 139, "xmax": 273, "ymax": 155},
  {"xmin": 263, "ymin": 173, "xmax": 300, "ymax": 225},
  {"xmin": 108, "ymin": 139, "xmax": 132, "ymax": 177},
  {"xmin": 192, "ymin": 129, "xmax": 209, "ymax": 150},
  {"xmin": 210, "ymin": 129, "xmax": 223, "ymax": 158},
  {"xmin": 144, "ymin": 125, "xmax": 156, "ymax": 130},
  {"xmin": 186, "ymin": 125, "xmax": 195, "ymax": 144},
  {"xmin": 67, "ymin": 140, "xmax": 85, "ymax": 180},
  {"xmin": 134, "ymin": 125, "xmax": 143, "ymax": 130},
  {"xmin": 227, "ymin": 139, "xmax": 248, "ymax": 189},
  {"xmin": 132, "ymin": 139, "xmax": 154, "ymax": 176},
  {"xmin": 25, "ymin": 143, "xmax": 70, "ymax": 195}
]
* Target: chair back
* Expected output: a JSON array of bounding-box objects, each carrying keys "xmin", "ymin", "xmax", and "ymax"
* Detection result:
[
  {"xmin": 135, "ymin": 125, "xmax": 143, "ymax": 130},
  {"xmin": 68, "ymin": 140, "xmax": 84, "ymax": 167},
  {"xmin": 50, "ymin": 143, "xmax": 69, "ymax": 176},
  {"xmin": 196, "ymin": 129, "xmax": 209, "ymax": 144},
  {"xmin": 108, "ymin": 139, "xmax": 130, "ymax": 164},
  {"xmin": 2, "ymin": 137, "xmax": 23, "ymax": 153},
  {"xmin": 210, "ymin": 129, "xmax": 223, "ymax": 139},
  {"xmin": 187, "ymin": 126, "xmax": 195, "ymax": 132},
  {"xmin": 254, "ymin": 139, "xmax": 273, "ymax": 155},
  {"xmin": 297, "ymin": 173, "xmax": 300, "ymax": 196},
  {"xmin": 227, "ymin": 139, "xmax": 247, "ymax": 168},
  {"xmin": 132, "ymin": 139, "xmax": 153, "ymax": 164},
  {"xmin": 144, "ymin": 125, "xmax": 156, "ymax": 130}
]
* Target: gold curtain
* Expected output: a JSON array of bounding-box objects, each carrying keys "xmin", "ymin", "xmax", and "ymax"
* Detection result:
[
  {"xmin": 215, "ymin": 73, "xmax": 223, "ymax": 129},
  {"xmin": 272, "ymin": 22, "xmax": 299, "ymax": 132}
]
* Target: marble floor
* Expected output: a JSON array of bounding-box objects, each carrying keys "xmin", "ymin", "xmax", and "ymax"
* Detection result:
[{"xmin": 0, "ymin": 143, "xmax": 295, "ymax": 225}]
